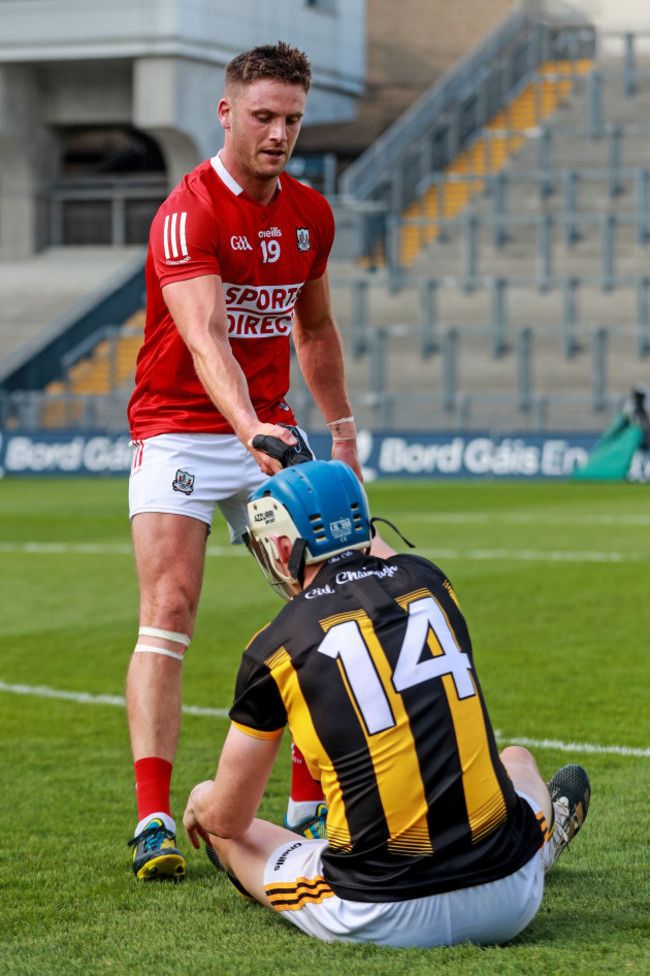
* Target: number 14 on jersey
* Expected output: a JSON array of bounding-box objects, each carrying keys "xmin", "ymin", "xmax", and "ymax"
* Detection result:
[{"xmin": 318, "ymin": 595, "xmax": 476, "ymax": 736}]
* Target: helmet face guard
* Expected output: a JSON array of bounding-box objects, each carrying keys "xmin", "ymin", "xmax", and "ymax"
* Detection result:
[
  {"xmin": 242, "ymin": 528, "xmax": 295, "ymax": 601},
  {"xmin": 242, "ymin": 498, "xmax": 300, "ymax": 601},
  {"xmin": 245, "ymin": 460, "xmax": 372, "ymax": 600}
]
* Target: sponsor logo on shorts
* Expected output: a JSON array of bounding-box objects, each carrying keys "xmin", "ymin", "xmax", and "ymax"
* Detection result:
[
  {"xmin": 273, "ymin": 842, "xmax": 303, "ymax": 871},
  {"xmin": 172, "ymin": 469, "xmax": 195, "ymax": 494}
]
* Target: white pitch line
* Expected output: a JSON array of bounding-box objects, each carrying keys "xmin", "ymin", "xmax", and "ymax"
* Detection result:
[
  {"xmin": 417, "ymin": 547, "xmax": 648, "ymax": 563},
  {"xmin": 1, "ymin": 542, "xmax": 647, "ymax": 563},
  {"xmin": 0, "ymin": 681, "xmax": 647, "ymax": 757},
  {"xmin": 0, "ymin": 542, "xmax": 134, "ymax": 555},
  {"xmin": 495, "ymin": 733, "xmax": 650, "ymax": 759},
  {"xmin": 0, "ymin": 680, "xmax": 229, "ymax": 718},
  {"xmin": 407, "ymin": 513, "xmax": 650, "ymax": 526},
  {"xmin": 0, "ymin": 542, "xmax": 247, "ymax": 557}
]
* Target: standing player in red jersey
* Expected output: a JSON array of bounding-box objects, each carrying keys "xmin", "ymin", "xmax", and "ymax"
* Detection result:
[{"xmin": 126, "ymin": 42, "xmax": 361, "ymax": 881}]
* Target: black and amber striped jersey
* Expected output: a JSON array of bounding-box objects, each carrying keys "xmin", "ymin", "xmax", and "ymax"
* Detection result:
[{"xmin": 230, "ymin": 550, "xmax": 543, "ymax": 901}]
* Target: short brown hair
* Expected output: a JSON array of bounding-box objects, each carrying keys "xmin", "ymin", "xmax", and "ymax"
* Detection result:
[{"xmin": 225, "ymin": 41, "xmax": 312, "ymax": 94}]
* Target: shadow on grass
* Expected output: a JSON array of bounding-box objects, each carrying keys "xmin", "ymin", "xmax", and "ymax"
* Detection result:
[{"xmin": 513, "ymin": 862, "xmax": 638, "ymax": 948}]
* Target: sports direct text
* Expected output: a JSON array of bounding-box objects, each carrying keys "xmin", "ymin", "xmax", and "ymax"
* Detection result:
[{"xmin": 223, "ymin": 282, "xmax": 302, "ymax": 338}]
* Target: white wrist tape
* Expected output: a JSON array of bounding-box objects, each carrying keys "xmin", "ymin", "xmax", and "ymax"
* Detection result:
[{"xmin": 327, "ymin": 416, "xmax": 357, "ymax": 441}]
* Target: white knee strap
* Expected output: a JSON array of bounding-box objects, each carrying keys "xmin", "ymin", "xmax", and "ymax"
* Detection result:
[
  {"xmin": 134, "ymin": 643, "xmax": 185, "ymax": 662},
  {"xmin": 139, "ymin": 626, "xmax": 191, "ymax": 647},
  {"xmin": 134, "ymin": 626, "xmax": 191, "ymax": 663}
]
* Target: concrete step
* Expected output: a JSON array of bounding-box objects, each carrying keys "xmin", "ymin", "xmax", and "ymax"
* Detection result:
[
  {"xmin": 330, "ymin": 275, "xmax": 647, "ymax": 330},
  {"xmin": 0, "ymin": 245, "xmax": 144, "ymax": 367}
]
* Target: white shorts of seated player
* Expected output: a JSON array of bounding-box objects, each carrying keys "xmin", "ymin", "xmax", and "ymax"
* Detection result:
[{"xmin": 262, "ymin": 793, "xmax": 545, "ymax": 948}]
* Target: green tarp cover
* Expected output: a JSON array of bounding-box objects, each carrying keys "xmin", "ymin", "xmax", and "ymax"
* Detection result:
[{"xmin": 572, "ymin": 418, "xmax": 643, "ymax": 480}]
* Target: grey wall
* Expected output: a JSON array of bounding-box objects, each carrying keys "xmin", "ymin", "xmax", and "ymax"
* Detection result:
[{"xmin": 0, "ymin": 0, "xmax": 366, "ymax": 257}]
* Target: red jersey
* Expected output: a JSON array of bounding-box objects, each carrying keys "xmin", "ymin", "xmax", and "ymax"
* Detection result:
[{"xmin": 128, "ymin": 154, "xmax": 335, "ymax": 438}]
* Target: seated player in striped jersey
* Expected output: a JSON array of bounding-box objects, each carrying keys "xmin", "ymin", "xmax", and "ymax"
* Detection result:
[{"xmin": 182, "ymin": 460, "xmax": 590, "ymax": 948}]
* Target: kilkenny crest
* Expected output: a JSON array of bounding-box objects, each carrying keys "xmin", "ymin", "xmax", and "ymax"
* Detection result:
[
  {"xmin": 172, "ymin": 469, "xmax": 195, "ymax": 494},
  {"xmin": 296, "ymin": 227, "xmax": 311, "ymax": 252}
]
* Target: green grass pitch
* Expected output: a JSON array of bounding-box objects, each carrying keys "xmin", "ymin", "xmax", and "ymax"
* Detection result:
[{"xmin": 0, "ymin": 476, "xmax": 648, "ymax": 976}]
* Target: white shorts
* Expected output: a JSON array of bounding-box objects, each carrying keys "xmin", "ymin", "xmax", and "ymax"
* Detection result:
[
  {"xmin": 129, "ymin": 432, "xmax": 304, "ymax": 542},
  {"xmin": 262, "ymin": 793, "xmax": 546, "ymax": 948}
]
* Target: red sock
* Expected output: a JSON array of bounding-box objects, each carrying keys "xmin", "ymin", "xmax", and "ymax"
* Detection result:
[
  {"xmin": 134, "ymin": 757, "xmax": 173, "ymax": 821},
  {"xmin": 290, "ymin": 743, "xmax": 324, "ymax": 802}
]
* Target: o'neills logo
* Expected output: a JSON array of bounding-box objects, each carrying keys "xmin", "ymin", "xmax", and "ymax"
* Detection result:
[{"xmin": 274, "ymin": 842, "xmax": 302, "ymax": 870}]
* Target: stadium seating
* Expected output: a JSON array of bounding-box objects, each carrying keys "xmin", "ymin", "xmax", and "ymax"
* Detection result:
[
  {"xmin": 39, "ymin": 310, "xmax": 144, "ymax": 428},
  {"xmin": 4, "ymin": 19, "xmax": 649, "ymax": 436},
  {"xmin": 315, "ymin": 33, "xmax": 650, "ymax": 434},
  {"xmin": 398, "ymin": 60, "xmax": 593, "ymax": 267}
]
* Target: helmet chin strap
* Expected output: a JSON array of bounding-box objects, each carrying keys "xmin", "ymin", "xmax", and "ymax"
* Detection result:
[
  {"xmin": 371, "ymin": 516, "xmax": 416, "ymax": 549},
  {"xmin": 288, "ymin": 538, "xmax": 308, "ymax": 586}
]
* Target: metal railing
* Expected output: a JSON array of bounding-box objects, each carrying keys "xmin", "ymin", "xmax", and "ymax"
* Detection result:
[
  {"xmin": 0, "ymin": 251, "xmax": 146, "ymax": 393},
  {"xmin": 1, "ymin": 385, "xmax": 626, "ymax": 436},
  {"xmin": 8, "ymin": 23, "xmax": 650, "ymax": 437},
  {"xmin": 341, "ymin": 272, "xmax": 650, "ymax": 362},
  {"xmin": 386, "ymin": 208, "xmax": 650, "ymax": 292},
  {"xmin": 0, "ymin": 389, "xmax": 131, "ymax": 431},
  {"xmin": 337, "ymin": 23, "xmax": 650, "ymax": 285},
  {"xmin": 2, "ymin": 301, "xmax": 637, "ymax": 434},
  {"xmin": 49, "ymin": 175, "xmax": 167, "ymax": 247},
  {"xmin": 341, "ymin": 13, "xmax": 595, "ymax": 208}
]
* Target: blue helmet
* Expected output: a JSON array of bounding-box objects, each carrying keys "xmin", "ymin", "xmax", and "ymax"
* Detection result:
[{"xmin": 246, "ymin": 460, "xmax": 371, "ymax": 599}]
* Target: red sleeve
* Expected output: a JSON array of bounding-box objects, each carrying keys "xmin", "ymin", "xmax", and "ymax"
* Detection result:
[{"xmin": 149, "ymin": 186, "xmax": 221, "ymax": 289}]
